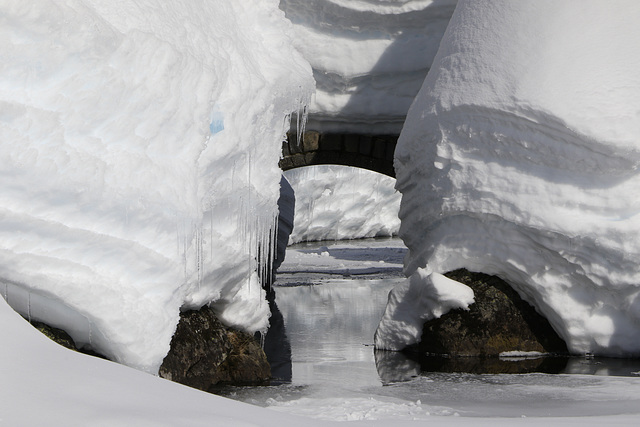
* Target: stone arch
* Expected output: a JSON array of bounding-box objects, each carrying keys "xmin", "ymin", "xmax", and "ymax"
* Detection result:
[{"xmin": 279, "ymin": 132, "xmax": 397, "ymax": 178}]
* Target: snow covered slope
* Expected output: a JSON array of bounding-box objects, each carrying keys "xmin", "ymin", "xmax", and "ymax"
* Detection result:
[
  {"xmin": 378, "ymin": 0, "xmax": 640, "ymax": 356},
  {"xmin": 279, "ymin": 0, "xmax": 456, "ymax": 134},
  {"xmin": 0, "ymin": 0, "xmax": 313, "ymax": 373},
  {"xmin": 284, "ymin": 165, "xmax": 400, "ymax": 244}
]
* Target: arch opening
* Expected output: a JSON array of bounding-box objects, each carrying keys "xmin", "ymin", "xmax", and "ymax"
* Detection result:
[{"xmin": 280, "ymin": 132, "xmax": 398, "ymax": 178}]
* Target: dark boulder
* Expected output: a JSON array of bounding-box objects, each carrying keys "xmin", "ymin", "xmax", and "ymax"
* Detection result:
[
  {"xmin": 159, "ymin": 305, "xmax": 270, "ymax": 391},
  {"xmin": 410, "ymin": 269, "xmax": 567, "ymax": 358}
]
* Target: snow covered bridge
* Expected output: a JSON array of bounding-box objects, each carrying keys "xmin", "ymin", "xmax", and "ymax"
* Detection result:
[{"xmin": 280, "ymin": 132, "xmax": 397, "ymax": 178}]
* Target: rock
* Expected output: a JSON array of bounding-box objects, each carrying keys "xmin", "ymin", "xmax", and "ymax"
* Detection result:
[
  {"xmin": 411, "ymin": 269, "xmax": 568, "ymax": 357},
  {"xmin": 29, "ymin": 319, "xmax": 107, "ymax": 359},
  {"xmin": 31, "ymin": 320, "xmax": 77, "ymax": 351},
  {"xmin": 159, "ymin": 305, "xmax": 270, "ymax": 391}
]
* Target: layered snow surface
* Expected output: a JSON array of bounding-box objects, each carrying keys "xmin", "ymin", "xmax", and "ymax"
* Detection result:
[
  {"xmin": 376, "ymin": 0, "xmax": 640, "ymax": 356},
  {"xmin": 279, "ymin": 0, "xmax": 457, "ymax": 134},
  {"xmin": 284, "ymin": 165, "xmax": 400, "ymax": 244},
  {"xmin": 0, "ymin": 0, "xmax": 313, "ymax": 373}
]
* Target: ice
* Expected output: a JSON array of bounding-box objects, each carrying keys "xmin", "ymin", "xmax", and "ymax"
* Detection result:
[
  {"xmin": 267, "ymin": 396, "xmax": 428, "ymax": 421},
  {"xmin": 278, "ymin": 238, "xmax": 406, "ymax": 277},
  {"xmin": 0, "ymin": 0, "xmax": 313, "ymax": 373},
  {"xmin": 378, "ymin": 0, "xmax": 640, "ymax": 357},
  {"xmin": 279, "ymin": 0, "xmax": 457, "ymax": 134},
  {"xmin": 284, "ymin": 165, "xmax": 401, "ymax": 244}
]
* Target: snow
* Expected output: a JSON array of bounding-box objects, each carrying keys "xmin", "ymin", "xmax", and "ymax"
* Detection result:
[
  {"xmin": 278, "ymin": 237, "xmax": 406, "ymax": 277},
  {"xmin": 0, "ymin": 296, "xmax": 318, "ymax": 427},
  {"xmin": 279, "ymin": 0, "xmax": 457, "ymax": 134},
  {"xmin": 379, "ymin": 0, "xmax": 640, "ymax": 357},
  {"xmin": 284, "ymin": 165, "xmax": 401, "ymax": 244},
  {"xmin": 4, "ymin": 241, "xmax": 640, "ymax": 425},
  {"xmin": 3, "ymin": 0, "xmax": 640, "ymax": 424},
  {"xmin": 0, "ymin": 0, "xmax": 313, "ymax": 373},
  {"xmin": 375, "ymin": 269, "xmax": 474, "ymax": 350}
]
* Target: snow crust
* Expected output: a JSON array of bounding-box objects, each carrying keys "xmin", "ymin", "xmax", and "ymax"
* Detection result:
[
  {"xmin": 284, "ymin": 165, "xmax": 401, "ymax": 244},
  {"xmin": 279, "ymin": 0, "xmax": 456, "ymax": 133},
  {"xmin": 380, "ymin": 0, "xmax": 640, "ymax": 357},
  {"xmin": 0, "ymin": 0, "xmax": 313, "ymax": 373}
]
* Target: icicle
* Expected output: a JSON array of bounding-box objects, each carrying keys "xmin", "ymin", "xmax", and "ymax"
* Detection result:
[
  {"xmin": 183, "ymin": 231, "xmax": 188, "ymax": 279},
  {"xmin": 247, "ymin": 149, "xmax": 253, "ymax": 297},
  {"xmin": 294, "ymin": 110, "xmax": 301, "ymax": 148},
  {"xmin": 87, "ymin": 317, "xmax": 93, "ymax": 348},
  {"xmin": 195, "ymin": 227, "xmax": 202, "ymax": 290},
  {"xmin": 268, "ymin": 213, "xmax": 278, "ymax": 292},
  {"xmin": 295, "ymin": 102, "xmax": 308, "ymax": 146},
  {"xmin": 210, "ymin": 208, "xmax": 214, "ymax": 263},
  {"xmin": 175, "ymin": 220, "xmax": 180, "ymax": 258},
  {"xmin": 287, "ymin": 100, "xmax": 309, "ymax": 150},
  {"xmin": 27, "ymin": 291, "xmax": 32, "ymax": 323}
]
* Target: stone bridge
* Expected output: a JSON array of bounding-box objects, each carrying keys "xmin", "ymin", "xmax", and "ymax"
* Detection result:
[{"xmin": 279, "ymin": 131, "xmax": 398, "ymax": 178}]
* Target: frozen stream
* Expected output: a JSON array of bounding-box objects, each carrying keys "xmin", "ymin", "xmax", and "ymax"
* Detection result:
[{"xmin": 219, "ymin": 238, "xmax": 640, "ymax": 422}]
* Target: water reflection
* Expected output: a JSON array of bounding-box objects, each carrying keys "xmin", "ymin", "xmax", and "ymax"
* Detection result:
[
  {"xmin": 266, "ymin": 273, "xmax": 640, "ymax": 387},
  {"xmin": 270, "ymin": 276, "xmax": 400, "ymax": 387},
  {"xmin": 564, "ymin": 357, "xmax": 640, "ymax": 376},
  {"xmin": 375, "ymin": 350, "xmax": 568, "ymax": 384},
  {"xmin": 222, "ymin": 238, "xmax": 640, "ymax": 420},
  {"xmin": 374, "ymin": 348, "xmax": 420, "ymax": 384},
  {"xmin": 375, "ymin": 349, "xmax": 640, "ymax": 384},
  {"xmin": 261, "ymin": 290, "xmax": 292, "ymax": 384}
]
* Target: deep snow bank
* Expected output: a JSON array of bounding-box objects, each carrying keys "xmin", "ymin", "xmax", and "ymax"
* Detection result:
[
  {"xmin": 279, "ymin": 0, "xmax": 456, "ymax": 134},
  {"xmin": 284, "ymin": 165, "xmax": 400, "ymax": 244},
  {"xmin": 377, "ymin": 0, "xmax": 640, "ymax": 355},
  {"xmin": 0, "ymin": 0, "xmax": 313, "ymax": 373}
]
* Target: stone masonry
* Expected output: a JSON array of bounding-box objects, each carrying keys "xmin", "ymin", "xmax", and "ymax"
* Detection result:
[{"xmin": 279, "ymin": 131, "xmax": 397, "ymax": 177}]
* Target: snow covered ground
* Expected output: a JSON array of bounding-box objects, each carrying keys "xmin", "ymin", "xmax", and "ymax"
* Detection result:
[
  {"xmin": 284, "ymin": 165, "xmax": 401, "ymax": 244},
  {"xmin": 378, "ymin": 0, "xmax": 640, "ymax": 357},
  {"xmin": 279, "ymin": 0, "xmax": 457, "ymax": 134}
]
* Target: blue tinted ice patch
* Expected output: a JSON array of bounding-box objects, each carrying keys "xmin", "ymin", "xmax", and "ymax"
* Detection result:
[{"xmin": 210, "ymin": 105, "xmax": 224, "ymax": 135}]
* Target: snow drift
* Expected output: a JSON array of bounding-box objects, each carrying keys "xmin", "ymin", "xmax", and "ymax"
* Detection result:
[
  {"xmin": 279, "ymin": 0, "xmax": 456, "ymax": 134},
  {"xmin": 0, "ymin": 0, "xmax": 313, "ymax": 373},
  {"xmin": 284, "ymin": 165, "xmax": 401, "ymax": 244},
  {"xmin": 377, "ymin": 0, "xmax": 640, "ymax": 356}
]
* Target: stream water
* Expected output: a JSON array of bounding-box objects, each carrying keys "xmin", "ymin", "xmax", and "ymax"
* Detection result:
[{"xmin": 218, "ymin": 238, "xmax": 640, "ymax": 421}]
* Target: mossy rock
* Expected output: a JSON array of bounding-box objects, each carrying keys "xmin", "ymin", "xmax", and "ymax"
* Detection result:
[
  {"xmin": 412, "ymin": 269, "xmax": 568, "ymax": 357},
  {"xmin": 31, "ymin": 320, "xmax": 77, "ymax": 351},
  {"xmin": 28, "ymin": 319, "xmax": 107, "ymax": 359},
  {"xmin": 159, "ymin": 306, "xmax": 270, "ymax": 391}
]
